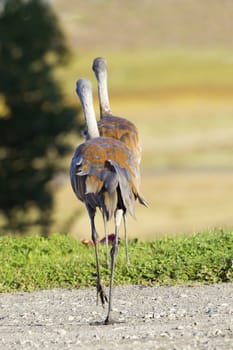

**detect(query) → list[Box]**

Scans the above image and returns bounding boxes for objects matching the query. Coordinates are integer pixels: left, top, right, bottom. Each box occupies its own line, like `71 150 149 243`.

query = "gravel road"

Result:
1 284 233 349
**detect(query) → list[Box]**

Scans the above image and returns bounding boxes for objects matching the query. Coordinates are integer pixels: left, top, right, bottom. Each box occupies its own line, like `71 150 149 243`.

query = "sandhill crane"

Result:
92 57 147 264
70 78 144 324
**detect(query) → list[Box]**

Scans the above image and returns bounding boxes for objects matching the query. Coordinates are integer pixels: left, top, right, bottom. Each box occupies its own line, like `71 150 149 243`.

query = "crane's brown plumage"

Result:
70 78 145 324
70 137 143 220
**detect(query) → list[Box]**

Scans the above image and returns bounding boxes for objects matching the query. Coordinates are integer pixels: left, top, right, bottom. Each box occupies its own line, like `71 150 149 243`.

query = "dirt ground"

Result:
0 284 233 349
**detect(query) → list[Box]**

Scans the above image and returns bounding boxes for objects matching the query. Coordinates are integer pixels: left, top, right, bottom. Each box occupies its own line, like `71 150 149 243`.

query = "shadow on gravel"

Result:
90 320 126 326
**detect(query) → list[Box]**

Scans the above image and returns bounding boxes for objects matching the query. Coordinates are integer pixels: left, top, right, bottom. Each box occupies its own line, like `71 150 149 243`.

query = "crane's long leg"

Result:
103 213 109 268
87 205 108 306
104 209 123 324
123 213 130 265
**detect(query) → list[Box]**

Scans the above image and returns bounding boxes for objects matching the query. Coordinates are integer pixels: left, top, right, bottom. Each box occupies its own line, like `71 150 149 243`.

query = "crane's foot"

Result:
104 316 124 325
104 315 113 325
97 282 108 306
90 316 124 326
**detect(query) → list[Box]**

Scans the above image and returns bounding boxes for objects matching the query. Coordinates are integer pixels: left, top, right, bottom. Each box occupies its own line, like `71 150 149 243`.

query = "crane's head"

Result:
76 78 92 98
92 57 107 75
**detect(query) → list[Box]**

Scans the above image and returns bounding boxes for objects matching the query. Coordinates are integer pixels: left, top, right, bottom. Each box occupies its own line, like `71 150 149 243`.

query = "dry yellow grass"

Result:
51 1 233 239
51 94 233 240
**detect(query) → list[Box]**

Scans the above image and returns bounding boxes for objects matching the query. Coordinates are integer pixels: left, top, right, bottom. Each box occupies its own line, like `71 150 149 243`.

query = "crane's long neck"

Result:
76 78 99 139
93 58 112 118
97 70 112 117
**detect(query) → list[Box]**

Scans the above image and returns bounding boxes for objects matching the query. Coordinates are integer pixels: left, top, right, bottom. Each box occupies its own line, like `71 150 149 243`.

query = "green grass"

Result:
0 229 232 293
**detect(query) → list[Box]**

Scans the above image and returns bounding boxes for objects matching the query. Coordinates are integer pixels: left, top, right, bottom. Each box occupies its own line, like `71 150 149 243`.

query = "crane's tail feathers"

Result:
138 193 149 207
105 160 135 218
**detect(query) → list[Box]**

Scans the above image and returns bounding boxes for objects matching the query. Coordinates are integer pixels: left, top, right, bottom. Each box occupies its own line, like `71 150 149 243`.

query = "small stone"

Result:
57 329 67 336
93 334 100 340
180 294 188 298
176 325 184 330
160 331 171 338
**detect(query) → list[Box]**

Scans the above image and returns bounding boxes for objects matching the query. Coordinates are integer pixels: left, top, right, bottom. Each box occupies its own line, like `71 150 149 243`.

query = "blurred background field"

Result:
1 0 233 240
49 0 233 240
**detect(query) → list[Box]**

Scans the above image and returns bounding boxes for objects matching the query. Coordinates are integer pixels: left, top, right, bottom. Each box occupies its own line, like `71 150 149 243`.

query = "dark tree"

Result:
0 0 80 234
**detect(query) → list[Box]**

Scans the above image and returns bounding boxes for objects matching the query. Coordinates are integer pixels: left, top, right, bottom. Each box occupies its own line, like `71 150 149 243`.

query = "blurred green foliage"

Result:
0 0 80 233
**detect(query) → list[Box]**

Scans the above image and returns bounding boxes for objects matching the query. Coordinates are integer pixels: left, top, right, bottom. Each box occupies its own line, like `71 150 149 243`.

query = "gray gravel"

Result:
0 284 233 349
